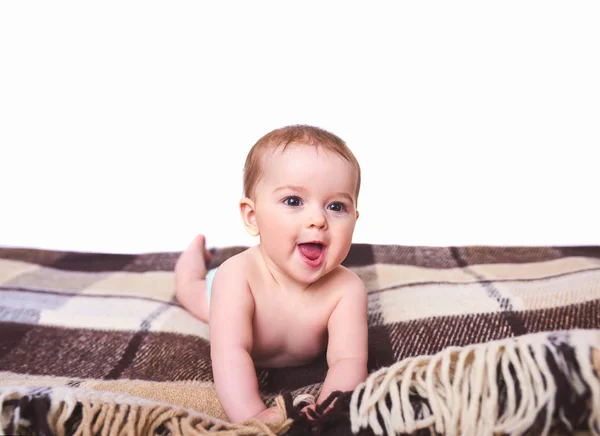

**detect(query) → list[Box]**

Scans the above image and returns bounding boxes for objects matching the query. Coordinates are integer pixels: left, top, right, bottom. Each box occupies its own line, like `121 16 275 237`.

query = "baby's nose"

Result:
306 210 327 228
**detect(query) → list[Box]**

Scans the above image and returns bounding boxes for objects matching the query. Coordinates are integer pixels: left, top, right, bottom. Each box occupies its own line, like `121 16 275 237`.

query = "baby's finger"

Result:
301 404 318 421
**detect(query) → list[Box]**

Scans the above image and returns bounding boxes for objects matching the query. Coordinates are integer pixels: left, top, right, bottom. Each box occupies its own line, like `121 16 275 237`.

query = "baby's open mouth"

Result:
298 243 324 261
298 242 325 268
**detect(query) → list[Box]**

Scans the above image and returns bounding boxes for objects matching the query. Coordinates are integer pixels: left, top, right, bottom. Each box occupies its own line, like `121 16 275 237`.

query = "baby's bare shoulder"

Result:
328 265 364 286
215 247 255 272
211 248 257 296
319 265 365 298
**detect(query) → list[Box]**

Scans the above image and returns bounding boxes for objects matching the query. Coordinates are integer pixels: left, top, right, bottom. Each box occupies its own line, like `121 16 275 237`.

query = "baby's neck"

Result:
254 245 316 293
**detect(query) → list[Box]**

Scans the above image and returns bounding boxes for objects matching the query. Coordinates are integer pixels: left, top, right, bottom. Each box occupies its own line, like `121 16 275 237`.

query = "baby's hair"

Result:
243 124 361 203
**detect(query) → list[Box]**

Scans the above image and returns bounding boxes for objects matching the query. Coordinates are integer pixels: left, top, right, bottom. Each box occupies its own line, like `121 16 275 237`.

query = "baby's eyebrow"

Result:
274 184 307 193
333 192 355 204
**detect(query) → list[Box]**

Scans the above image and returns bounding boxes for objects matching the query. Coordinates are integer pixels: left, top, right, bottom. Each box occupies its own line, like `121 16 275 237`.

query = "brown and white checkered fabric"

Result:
1 244 600 434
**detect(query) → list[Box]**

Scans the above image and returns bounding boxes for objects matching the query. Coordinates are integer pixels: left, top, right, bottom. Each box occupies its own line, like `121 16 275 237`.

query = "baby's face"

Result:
252 143 359 285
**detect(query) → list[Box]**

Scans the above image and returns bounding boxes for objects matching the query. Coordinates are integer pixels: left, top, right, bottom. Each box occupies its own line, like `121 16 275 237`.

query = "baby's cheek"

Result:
336 223 355 242
271 224 292 241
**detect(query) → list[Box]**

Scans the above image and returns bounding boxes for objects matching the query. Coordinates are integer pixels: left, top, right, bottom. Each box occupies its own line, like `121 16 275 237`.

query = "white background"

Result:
1 1 598 254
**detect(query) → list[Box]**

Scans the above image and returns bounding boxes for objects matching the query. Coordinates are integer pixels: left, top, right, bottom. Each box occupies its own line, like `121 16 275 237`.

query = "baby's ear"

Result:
239 197 259 237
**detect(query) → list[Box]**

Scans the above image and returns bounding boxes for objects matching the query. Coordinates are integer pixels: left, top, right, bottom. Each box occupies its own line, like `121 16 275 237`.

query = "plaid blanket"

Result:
1 244 600 435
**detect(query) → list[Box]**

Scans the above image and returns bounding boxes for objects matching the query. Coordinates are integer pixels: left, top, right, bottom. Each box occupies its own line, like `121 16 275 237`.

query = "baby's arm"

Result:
317 273 369 406
209 262 267 423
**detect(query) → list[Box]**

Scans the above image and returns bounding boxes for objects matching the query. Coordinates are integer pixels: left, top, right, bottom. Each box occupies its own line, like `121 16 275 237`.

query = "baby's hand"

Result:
300 397 337 420
300 404 317 421
252 406 281 423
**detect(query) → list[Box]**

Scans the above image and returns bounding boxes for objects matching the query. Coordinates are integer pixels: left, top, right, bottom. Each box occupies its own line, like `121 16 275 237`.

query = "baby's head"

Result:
243 125 361 203
239 124 361 284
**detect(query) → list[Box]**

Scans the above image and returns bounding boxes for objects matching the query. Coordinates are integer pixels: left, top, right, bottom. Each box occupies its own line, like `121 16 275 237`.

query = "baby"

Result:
174 125 368 424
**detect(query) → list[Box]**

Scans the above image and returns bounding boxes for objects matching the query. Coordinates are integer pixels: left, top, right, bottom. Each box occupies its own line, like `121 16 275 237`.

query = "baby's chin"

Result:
301 262 340 285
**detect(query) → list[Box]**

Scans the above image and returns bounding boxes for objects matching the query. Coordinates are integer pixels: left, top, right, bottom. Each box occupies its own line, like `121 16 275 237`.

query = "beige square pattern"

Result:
379 282 501 323
0 259 39 285
494 268 600 311
354 264 479 293
470 256 600 281
149 305 210 339
83 271 176 301
5 265 110 292
38 295 164 330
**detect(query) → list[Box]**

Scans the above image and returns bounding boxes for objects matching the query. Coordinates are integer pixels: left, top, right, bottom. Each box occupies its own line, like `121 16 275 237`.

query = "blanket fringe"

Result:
0 386 293 436
350 329 600 436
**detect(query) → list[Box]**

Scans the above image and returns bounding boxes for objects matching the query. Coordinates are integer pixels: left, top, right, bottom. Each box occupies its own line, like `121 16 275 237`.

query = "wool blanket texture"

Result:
1 244 599 435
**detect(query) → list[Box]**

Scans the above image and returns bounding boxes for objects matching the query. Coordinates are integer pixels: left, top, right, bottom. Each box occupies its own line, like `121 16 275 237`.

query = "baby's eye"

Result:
283 196 302 207
328 202 346 212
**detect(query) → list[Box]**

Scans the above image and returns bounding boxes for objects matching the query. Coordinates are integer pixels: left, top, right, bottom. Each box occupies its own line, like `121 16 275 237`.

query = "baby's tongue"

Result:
298 243 323 260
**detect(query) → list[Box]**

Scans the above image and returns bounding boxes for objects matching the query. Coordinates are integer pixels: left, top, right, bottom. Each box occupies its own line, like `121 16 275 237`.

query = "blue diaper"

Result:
206 268 218 304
